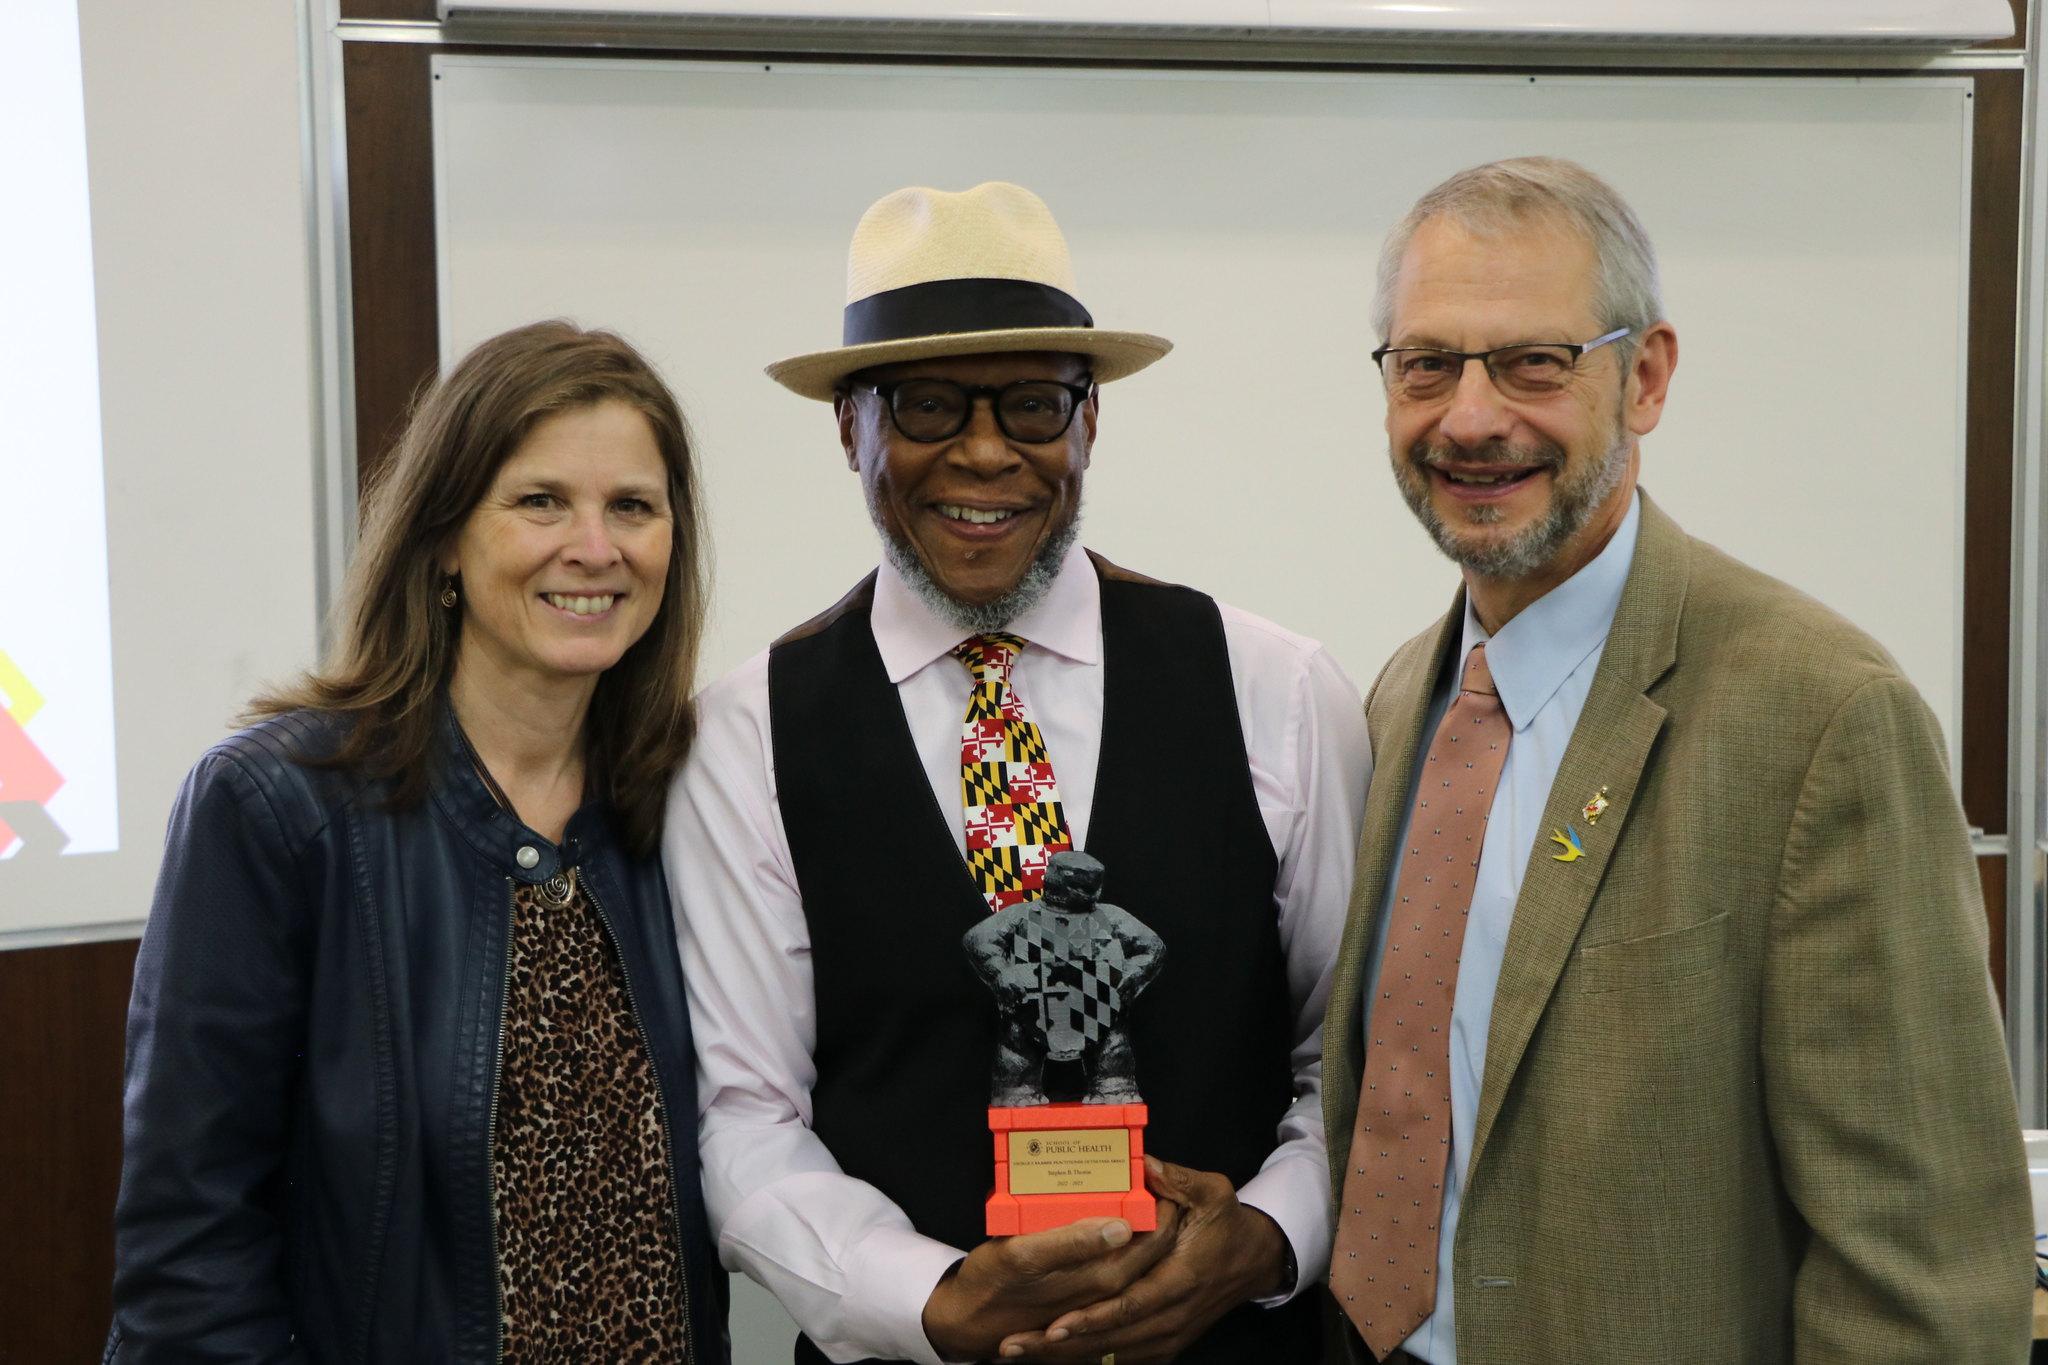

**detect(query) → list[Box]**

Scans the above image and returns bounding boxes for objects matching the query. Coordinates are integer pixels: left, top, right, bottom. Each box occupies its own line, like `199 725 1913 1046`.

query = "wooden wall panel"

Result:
1974 859 2007 1010
1990 0 2028 48
0 940 139 1361
344 42 440 492
1984 853 2010 1011
341 0 436 20
1964 71 2022 835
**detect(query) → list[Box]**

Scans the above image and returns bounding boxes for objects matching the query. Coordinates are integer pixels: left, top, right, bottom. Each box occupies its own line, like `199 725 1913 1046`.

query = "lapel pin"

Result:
1549 826 1585 863
1582 787 1610 825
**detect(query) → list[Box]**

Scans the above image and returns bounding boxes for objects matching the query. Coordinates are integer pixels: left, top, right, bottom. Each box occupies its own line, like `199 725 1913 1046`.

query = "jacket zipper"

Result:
583 872 695 1364
486 880 516 1365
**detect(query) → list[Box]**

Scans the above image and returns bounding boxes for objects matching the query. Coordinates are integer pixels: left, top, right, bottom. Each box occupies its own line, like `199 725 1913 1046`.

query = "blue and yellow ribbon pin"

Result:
1549 825 1585 862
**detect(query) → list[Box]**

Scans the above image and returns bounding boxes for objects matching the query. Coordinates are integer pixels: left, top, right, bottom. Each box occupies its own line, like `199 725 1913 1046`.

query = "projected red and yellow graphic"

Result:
0 650 65 855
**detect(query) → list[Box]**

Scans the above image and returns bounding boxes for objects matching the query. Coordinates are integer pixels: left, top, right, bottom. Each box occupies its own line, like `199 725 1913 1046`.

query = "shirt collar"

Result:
1458 490 1642 733
871 539 1102 684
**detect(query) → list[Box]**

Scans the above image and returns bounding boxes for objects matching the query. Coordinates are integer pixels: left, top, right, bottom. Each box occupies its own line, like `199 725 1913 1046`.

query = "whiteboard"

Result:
432 58 1972 771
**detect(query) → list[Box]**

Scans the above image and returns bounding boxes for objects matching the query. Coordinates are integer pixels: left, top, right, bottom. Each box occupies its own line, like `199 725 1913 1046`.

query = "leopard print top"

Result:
493 871 690 1363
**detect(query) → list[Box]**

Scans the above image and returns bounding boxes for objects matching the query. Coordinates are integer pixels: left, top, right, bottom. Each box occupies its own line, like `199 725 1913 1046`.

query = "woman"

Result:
108 321 727 1362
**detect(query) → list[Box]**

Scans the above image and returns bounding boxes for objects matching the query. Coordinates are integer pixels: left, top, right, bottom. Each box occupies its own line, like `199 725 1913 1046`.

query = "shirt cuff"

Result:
1237 1156 1334 1307
844 1224 970 1365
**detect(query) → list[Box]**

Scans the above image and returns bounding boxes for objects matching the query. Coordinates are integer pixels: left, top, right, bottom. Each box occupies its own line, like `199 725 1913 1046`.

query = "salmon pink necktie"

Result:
1331 643 1510 1358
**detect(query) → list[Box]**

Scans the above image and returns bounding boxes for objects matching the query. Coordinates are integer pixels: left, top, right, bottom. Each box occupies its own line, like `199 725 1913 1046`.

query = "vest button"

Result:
515 845 540 869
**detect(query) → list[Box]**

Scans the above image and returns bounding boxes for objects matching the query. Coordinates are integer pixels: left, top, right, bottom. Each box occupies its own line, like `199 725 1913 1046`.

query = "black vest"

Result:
769 556 1317 1363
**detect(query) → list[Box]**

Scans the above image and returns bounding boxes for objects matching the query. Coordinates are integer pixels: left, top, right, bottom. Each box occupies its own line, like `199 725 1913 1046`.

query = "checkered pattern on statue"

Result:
953 633 1073 913
1013 912 1122 1045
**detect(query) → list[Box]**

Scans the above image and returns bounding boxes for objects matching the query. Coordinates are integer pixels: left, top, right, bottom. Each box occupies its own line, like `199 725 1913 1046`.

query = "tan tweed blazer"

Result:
1324 492 2033 1362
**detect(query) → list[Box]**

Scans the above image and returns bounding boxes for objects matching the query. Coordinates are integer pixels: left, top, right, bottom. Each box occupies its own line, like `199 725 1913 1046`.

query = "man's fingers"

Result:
998 1295 1146 1357
999 1250 1205 1359
1151 1192 1185 1239
1039 1210 1175 1299
996 1291 1189 1364
1144 1154 1215 1212
1085 1197 1182 1284
934 1205 1207 1361
1001 1216 1132 1278
1146 1155 1232 1212
1041 1273 1172 1340
992 1167 1276 1361
998 1308 1178 1364
1062 1244 1209 1332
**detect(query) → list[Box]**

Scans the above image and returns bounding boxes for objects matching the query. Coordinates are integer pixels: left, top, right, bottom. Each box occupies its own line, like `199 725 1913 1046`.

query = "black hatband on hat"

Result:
842 277 1094 347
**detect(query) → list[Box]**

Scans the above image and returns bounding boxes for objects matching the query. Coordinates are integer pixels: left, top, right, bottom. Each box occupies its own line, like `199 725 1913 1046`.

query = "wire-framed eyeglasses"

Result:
1372 327 1632 403
850 376 1095 444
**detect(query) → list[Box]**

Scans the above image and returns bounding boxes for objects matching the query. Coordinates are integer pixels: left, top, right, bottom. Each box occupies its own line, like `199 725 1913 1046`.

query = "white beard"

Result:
872 500 1082 636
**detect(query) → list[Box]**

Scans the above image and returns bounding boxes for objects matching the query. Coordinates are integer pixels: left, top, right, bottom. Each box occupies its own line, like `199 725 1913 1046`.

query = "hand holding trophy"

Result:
963 850 1166 1234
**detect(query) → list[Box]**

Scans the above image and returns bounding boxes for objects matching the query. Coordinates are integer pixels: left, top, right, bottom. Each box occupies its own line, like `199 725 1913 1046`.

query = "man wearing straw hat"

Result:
667 182 1368 1363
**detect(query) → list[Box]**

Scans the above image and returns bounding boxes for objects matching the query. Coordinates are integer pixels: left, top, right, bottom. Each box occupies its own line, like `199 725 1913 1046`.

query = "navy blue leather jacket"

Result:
108 708 728 1362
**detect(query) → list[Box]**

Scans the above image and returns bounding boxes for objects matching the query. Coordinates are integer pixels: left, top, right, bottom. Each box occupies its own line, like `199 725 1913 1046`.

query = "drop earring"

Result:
439 577 459 609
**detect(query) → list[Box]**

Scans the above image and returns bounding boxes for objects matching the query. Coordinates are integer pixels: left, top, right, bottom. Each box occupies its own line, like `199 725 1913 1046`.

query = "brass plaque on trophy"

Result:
1005 1128 1132 1196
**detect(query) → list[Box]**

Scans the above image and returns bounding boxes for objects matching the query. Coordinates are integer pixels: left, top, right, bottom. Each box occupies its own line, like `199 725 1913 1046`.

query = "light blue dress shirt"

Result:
1361 493 1641 1364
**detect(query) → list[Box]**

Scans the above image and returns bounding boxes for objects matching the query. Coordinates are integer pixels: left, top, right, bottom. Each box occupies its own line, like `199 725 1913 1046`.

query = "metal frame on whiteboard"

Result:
301 0 357 653
305 10 2048 1112
2012 0 2048 1126
342 13 2028 68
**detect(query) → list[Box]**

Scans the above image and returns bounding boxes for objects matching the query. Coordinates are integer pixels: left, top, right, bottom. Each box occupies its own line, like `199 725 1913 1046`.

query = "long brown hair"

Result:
252 320 708 855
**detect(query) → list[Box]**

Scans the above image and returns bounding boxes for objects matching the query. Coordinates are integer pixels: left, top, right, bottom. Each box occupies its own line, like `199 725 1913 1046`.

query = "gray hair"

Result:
1372 157 1664 359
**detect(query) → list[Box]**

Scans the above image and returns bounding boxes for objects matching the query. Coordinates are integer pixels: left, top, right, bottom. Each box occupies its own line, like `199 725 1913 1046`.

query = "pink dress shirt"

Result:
664 542 1371 1363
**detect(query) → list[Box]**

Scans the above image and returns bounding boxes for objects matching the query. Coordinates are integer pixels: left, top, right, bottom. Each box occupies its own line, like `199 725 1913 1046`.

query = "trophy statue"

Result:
963 851 1165 1234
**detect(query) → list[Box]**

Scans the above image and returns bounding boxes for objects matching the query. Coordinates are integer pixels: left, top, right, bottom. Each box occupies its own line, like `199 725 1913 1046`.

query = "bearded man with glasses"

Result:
1323 156 2032 1364
665 181 1369 1365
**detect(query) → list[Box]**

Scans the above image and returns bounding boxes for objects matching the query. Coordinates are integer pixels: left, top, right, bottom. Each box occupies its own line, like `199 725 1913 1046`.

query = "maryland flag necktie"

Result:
953 634 1073 914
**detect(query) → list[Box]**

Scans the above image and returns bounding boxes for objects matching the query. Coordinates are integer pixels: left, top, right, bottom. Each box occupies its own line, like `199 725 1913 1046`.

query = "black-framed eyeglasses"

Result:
1371 327 1632 403
850 376 1095 444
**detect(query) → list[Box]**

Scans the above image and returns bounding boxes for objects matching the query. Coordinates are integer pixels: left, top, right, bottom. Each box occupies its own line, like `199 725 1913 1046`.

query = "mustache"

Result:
1409 437 1566 471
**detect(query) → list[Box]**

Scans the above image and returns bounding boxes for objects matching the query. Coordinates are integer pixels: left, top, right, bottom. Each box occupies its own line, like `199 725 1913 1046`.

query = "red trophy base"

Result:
985 1102 1155 1236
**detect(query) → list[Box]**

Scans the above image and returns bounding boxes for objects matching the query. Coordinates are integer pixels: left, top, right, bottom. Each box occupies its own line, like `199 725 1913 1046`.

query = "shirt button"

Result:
515 845 539 869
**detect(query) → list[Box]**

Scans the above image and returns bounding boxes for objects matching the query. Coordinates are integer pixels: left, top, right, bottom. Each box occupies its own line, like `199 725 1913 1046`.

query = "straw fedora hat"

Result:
766 181 1172 401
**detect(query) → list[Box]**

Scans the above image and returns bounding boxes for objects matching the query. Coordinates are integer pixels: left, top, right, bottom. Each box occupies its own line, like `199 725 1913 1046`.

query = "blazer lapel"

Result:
1467 492 1689 1173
